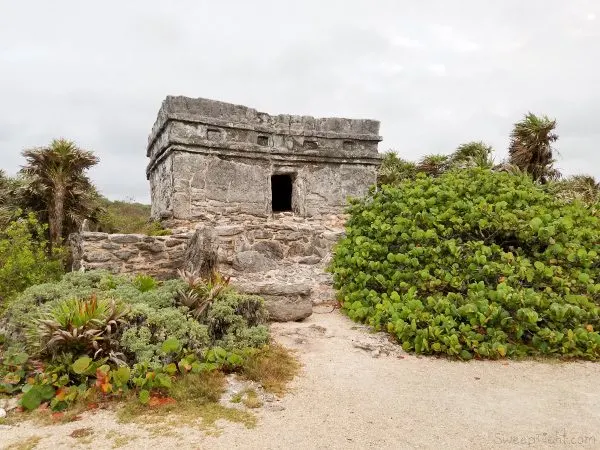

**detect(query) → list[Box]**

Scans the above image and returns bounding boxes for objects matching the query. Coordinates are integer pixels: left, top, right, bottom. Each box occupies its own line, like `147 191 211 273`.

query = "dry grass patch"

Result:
70 427 94 444
241 389 263 409
5 436 42 450
241 344 300 395
105 430 138 449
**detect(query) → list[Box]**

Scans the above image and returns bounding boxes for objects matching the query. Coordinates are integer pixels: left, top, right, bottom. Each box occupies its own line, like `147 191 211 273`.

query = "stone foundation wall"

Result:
70 215 344 314
70 232 191 279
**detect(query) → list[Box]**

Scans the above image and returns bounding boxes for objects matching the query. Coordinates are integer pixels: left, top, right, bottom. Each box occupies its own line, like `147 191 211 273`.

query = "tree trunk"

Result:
49 182 65 248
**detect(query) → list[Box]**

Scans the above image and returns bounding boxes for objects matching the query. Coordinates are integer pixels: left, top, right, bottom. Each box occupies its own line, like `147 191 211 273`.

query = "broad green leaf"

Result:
21 388 42 410
113 366 131 385
529 217 543 232
139 389 150 404
72 356 92 375
161 337 182 354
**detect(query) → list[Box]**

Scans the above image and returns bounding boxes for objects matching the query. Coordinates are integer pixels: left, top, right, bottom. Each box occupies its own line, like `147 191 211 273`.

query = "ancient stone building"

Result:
146 96 381 222
72 97 382 321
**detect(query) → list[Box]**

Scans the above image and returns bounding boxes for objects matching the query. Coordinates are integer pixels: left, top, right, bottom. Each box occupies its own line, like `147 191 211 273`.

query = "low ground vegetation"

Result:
0 270 295 421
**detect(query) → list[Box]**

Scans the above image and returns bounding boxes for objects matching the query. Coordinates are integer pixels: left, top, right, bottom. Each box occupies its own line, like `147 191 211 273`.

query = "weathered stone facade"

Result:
72 97 382 321
147 96 381 222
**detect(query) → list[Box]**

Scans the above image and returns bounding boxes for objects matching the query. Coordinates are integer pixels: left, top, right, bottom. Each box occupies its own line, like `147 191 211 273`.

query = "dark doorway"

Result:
271 174 293 212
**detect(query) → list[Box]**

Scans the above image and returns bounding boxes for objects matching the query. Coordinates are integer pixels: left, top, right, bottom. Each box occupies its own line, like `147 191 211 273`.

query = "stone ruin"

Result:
71 96 382 321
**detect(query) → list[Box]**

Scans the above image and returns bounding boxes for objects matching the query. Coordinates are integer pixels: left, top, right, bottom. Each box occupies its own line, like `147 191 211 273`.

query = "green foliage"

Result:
19 138 101 246
120 303 211 365
4 270 269 366
0 349 31 394
31 294 127 361
331 169 600 360
133 274 157 293
205 292 269 350
21 384 56 410
547 175 600 208
377 152 418 186
416 154 451 177
94 198 170 235
0 269 271 412
176 269 231 319
450 141 494 169
0 213 64 309
0 170 22 228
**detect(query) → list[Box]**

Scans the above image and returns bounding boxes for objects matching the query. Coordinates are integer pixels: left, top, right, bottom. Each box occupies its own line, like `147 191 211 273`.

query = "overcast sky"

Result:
1 1 598 203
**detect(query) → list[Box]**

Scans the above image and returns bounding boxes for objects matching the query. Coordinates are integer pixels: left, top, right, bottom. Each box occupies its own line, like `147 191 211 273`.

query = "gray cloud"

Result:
1 0 598 202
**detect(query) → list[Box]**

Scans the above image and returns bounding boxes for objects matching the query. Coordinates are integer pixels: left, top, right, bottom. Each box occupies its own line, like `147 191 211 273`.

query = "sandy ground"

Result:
2 308 599 449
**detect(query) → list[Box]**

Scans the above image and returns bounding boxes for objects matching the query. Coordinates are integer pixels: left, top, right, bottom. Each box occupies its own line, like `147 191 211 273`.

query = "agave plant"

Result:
33 294 127 361
177 269 230 319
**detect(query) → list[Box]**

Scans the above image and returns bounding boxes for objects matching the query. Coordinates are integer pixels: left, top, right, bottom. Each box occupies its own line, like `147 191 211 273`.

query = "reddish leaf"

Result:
55 388 68 401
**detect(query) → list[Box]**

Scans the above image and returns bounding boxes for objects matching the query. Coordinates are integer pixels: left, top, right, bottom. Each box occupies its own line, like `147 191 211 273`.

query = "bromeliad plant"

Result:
177 269 231 319
31 294 127 363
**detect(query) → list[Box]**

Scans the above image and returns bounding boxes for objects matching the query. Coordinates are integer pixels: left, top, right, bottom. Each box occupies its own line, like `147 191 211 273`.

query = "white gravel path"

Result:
2 309 599 449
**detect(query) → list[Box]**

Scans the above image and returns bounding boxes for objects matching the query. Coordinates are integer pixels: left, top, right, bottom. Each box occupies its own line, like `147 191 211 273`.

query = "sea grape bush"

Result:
331 169 600 360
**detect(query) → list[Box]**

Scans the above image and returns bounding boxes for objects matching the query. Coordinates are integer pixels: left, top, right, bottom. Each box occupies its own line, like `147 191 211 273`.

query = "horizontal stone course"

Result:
70 232 189 280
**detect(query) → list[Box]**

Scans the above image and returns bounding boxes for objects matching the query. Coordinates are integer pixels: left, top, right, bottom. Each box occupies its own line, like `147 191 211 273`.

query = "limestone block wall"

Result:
155 152 377 222
70 232 191 279
70 216 344 305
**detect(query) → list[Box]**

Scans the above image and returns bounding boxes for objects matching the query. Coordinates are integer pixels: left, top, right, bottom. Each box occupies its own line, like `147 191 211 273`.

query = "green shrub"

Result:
120 303 211 365
94 198 170 235
4 270 269 365
1 270 271 411
205 292 269 349
3 271 127 341
0 213 64 309
176 269 231 319
331 169 600 360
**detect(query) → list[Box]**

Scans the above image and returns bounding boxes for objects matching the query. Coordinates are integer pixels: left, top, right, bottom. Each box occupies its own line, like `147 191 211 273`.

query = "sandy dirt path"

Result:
2 309 599 449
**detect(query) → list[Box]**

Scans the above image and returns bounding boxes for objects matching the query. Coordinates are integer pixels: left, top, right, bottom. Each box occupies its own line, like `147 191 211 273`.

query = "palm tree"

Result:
377 151 418 186
450 141 494 169
416 154 451 177
20 139 100 247
549 175 600 205
508 113 560 183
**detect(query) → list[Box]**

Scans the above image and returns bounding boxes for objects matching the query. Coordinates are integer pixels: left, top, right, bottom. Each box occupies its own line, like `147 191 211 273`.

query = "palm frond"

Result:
508 113 560 183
